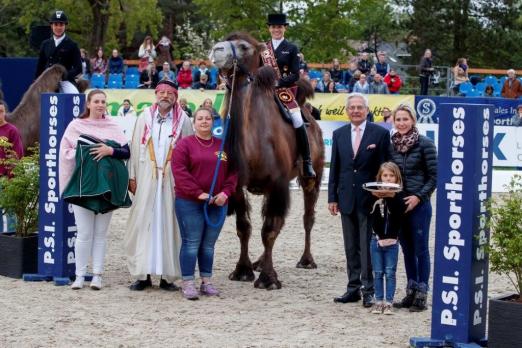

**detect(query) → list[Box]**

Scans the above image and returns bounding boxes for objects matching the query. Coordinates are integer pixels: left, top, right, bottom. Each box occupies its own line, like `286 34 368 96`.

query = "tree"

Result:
0 0 162 57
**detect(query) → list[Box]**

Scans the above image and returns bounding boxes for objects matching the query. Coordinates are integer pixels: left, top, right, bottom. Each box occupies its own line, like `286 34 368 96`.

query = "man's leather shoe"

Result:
362 293 374 308
129 275 152 291
334 291 361 303
159 278 180 291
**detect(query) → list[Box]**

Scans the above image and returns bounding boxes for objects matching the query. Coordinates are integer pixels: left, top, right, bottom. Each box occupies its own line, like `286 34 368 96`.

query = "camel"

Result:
209 33 325 289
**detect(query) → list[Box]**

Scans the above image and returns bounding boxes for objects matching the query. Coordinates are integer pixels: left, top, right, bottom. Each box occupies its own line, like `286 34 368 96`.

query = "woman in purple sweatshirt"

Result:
0 100 23 233
172 107 238 300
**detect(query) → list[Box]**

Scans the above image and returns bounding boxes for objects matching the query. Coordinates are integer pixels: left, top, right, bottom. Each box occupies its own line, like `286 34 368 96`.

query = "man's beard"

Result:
158 100 172 110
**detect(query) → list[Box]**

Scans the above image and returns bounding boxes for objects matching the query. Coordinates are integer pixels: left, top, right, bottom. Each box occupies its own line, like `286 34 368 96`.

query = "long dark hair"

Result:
79 89 106 119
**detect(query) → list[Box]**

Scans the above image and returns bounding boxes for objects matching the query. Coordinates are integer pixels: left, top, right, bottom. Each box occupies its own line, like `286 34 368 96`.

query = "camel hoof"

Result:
254 272 282 290
228 265 255 282
296 260 317 269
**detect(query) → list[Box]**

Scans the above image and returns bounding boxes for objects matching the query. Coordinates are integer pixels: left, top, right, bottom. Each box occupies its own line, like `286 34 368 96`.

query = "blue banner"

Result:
415 96 519 126
38 94 84 279
429 99 493 345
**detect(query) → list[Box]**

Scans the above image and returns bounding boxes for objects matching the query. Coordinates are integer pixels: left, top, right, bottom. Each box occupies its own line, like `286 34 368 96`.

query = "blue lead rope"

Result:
203 113 231 228
204 44 238 228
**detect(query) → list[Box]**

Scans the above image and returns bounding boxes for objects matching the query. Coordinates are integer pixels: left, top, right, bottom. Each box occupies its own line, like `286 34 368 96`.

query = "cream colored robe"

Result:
125 105 193 282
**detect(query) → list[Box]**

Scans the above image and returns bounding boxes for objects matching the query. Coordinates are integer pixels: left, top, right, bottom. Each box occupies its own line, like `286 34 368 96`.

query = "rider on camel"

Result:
265 13 316 178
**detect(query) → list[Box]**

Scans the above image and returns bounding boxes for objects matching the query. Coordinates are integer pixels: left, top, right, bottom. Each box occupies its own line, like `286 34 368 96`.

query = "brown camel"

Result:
6 64 88 150
210 33 325 290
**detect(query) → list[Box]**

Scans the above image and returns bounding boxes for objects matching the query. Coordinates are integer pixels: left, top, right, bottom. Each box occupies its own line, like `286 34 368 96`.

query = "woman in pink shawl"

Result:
59 89 129 290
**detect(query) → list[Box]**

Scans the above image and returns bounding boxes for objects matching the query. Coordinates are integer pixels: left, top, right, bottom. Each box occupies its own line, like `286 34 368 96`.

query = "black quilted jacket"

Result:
388 134 437 203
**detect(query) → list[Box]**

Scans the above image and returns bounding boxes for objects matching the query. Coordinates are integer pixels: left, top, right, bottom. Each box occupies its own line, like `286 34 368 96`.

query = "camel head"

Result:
209 32 265 74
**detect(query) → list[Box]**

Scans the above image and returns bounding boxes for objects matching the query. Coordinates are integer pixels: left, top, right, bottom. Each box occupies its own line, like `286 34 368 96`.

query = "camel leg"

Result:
228 189 255 282
296 174 321 269
254 182 289 290
254 215 284 290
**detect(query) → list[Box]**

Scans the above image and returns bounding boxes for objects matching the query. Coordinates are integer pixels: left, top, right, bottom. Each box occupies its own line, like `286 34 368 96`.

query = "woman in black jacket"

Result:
388 104 437 312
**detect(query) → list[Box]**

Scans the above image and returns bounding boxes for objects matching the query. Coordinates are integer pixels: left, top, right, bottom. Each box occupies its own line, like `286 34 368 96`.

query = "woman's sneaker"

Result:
383 302 394 315
90 275 102 290
182 281 199 300
71 276 84 290
200 283 220 296
371 302 384 314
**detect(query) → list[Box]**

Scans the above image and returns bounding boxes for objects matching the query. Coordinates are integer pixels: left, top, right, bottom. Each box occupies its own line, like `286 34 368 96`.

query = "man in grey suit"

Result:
328 93 390 307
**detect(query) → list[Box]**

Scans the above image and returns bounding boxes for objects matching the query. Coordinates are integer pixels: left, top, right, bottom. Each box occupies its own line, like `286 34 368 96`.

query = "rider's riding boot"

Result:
295 125 316 178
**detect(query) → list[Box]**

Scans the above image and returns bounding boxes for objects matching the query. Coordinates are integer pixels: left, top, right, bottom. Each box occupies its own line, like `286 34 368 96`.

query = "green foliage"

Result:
0 141 39 237
486 174 522 296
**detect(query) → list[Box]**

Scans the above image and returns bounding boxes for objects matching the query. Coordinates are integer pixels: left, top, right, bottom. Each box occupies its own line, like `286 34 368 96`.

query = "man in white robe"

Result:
125 80 193 291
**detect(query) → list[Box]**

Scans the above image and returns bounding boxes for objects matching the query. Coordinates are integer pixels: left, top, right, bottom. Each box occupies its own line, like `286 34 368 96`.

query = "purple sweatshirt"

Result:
172 135 238 201
0 123 24 177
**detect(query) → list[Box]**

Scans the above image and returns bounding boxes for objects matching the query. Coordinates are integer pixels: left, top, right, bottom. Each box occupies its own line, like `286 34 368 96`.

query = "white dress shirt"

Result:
272 38 284 51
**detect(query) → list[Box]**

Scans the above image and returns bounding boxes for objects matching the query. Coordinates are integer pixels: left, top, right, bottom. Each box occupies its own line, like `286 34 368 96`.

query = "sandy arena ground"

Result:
0 191 512 347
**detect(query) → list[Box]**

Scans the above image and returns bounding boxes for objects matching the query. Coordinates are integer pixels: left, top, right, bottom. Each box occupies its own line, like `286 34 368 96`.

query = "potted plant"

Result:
486 174 522 348
0 140 39 278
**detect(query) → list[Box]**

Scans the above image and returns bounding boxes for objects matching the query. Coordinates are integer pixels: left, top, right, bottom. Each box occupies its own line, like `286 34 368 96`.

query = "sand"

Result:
0 191 512 347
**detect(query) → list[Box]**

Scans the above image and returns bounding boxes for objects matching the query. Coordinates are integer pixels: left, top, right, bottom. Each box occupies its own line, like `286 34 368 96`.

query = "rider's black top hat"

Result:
49 10 68 24
267 13 288 26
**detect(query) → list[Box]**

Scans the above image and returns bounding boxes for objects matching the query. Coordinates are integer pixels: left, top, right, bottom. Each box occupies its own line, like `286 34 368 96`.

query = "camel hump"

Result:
253 66 277 91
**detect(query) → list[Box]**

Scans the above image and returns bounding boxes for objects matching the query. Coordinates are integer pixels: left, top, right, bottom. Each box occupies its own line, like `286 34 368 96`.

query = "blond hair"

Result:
392 104 417 126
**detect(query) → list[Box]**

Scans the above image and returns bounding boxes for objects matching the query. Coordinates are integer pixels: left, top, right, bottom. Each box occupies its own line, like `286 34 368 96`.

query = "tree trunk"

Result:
88 0 111 51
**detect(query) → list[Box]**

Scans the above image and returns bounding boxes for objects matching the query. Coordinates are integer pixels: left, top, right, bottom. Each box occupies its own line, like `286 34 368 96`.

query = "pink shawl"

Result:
59 117 128 194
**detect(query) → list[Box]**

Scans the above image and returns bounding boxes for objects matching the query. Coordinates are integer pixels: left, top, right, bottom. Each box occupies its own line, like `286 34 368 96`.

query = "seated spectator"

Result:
193 73 213 90
329 58 345 83
177 60 193 89
304 102 321 120
326 81 338 93
353 73 370 94
384 68 402 94
91 47 107 75
193 61 210 83
80 48 91 80
451 58 469 95
138 36 156 72
347 69 361 92
375 51 390 77
310 78 321 93
180 98 192 118
117 99 136 117
370 73 389 94
156 36 173 67
501 69 522 99
108 49 124 75
343 61 357 86
357 52 372 75
484 85 494 97
511 104 522 126
139 63 159 89
318 71 334 92
158 62 176 82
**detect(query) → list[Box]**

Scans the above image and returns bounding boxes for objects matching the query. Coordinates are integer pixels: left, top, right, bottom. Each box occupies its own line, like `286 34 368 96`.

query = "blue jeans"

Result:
399 200 432 293
370 237 399 302
175 198 226 281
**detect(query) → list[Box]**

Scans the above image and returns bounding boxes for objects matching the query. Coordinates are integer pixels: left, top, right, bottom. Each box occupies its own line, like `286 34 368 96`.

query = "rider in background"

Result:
35 10 82 94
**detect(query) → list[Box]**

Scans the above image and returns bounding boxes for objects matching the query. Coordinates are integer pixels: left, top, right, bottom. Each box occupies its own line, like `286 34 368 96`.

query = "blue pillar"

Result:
24 93 84 285
411 99 493 347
